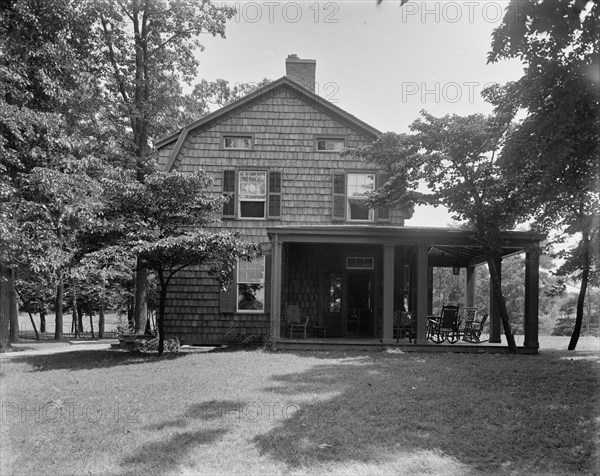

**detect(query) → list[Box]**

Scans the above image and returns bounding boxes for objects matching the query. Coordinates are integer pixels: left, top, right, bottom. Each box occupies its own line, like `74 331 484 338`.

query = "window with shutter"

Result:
332 173 346 221
222 170 236 218
237 256 265 313
347 173 375 221
268 172 281 219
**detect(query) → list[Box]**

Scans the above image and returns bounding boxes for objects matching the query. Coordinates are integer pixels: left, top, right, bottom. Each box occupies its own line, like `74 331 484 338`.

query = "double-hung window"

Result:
332 172 390 222
347 173 375 221
239 170 267 219
237 257 265 312
222 170 281 220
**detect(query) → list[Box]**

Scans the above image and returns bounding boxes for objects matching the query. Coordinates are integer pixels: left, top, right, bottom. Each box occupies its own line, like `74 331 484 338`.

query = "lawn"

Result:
0 337 598 475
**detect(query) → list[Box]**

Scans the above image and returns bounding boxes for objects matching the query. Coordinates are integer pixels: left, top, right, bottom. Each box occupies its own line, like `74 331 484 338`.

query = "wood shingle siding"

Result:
157 78 410 345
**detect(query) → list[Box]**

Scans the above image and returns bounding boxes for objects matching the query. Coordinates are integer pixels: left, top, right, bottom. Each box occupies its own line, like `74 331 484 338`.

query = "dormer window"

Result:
316 138 344 152
224 135 252 150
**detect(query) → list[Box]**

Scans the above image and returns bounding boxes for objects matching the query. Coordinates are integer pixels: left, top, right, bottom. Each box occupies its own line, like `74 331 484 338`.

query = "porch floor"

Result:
275 335 538 354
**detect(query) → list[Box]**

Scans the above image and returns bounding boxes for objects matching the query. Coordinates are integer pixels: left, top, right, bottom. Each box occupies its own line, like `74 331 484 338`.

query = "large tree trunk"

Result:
89 313 95 339
54 277 64 340
133 265 148 333
157 270 168 356
8 268 19 343
486 254 518 354
98 302 105 339
568 230 591 350
0 264 12 351
40 310 46 333
77 304 84 333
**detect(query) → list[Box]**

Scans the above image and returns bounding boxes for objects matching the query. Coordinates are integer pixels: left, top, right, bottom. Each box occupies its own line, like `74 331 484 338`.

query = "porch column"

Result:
382 244 395 343
524 245 540 349
416 243 429 344
465 266 475 307
427 266 433 314
270 236 282 346
489 257 502 343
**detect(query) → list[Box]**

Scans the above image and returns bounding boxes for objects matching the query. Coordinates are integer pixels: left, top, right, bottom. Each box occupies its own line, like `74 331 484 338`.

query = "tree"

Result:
1 0 101 346
101 170 260 354
93 0 237 333
347 112 524 353
487 0 600 349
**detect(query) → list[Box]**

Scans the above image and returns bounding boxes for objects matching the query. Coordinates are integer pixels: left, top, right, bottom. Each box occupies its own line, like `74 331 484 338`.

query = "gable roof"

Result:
156 76 382 172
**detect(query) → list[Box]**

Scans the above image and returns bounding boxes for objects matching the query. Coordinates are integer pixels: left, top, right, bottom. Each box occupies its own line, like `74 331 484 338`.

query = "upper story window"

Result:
316 138 344 152
222 170 281 220
224 135 252 150
332 172 390 223
239 170 266 218
347 173 375 221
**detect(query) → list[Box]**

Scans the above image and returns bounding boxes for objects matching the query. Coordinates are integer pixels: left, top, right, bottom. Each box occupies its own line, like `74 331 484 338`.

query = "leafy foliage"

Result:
488 0 599 349
347 111 524 352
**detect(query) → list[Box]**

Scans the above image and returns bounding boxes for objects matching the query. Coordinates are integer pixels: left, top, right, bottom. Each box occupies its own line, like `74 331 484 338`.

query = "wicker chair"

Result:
286 305 310 339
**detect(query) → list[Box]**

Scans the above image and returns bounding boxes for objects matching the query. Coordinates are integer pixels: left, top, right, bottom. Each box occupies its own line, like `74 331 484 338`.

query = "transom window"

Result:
347 173 375 221
346 257 375 270
224 135 252 149
237 257 265 312
316 138 344 152
239 170 267 218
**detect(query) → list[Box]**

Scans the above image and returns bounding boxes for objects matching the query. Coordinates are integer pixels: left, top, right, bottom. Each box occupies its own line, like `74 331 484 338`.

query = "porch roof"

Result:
266 225 544 267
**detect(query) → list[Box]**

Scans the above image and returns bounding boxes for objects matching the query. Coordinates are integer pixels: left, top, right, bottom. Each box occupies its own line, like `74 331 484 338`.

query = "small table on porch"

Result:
311 325 327 338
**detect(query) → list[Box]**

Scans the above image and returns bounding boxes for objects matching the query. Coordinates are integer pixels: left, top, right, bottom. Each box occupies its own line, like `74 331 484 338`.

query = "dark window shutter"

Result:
263 254 271 314
268 171 281 219
332 173 346 221
376 173 391 222
222 170 236 218
219 268 236 313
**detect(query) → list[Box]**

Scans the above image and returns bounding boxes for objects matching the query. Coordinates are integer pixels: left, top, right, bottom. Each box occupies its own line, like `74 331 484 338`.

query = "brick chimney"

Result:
285 54 316 92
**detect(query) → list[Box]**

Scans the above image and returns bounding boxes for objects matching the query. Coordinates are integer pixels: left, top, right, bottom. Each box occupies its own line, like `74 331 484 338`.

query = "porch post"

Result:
270 236 282 346
382 244 395 343
427 266 433 314
489 257 502 343
416 242 429 344
465 266 475 307
524 245 540 349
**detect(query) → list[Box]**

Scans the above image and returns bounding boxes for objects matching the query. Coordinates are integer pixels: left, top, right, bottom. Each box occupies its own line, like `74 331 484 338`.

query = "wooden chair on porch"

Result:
462 312 489 343
286 305 310 339
459 307 477 338
427 304 460 344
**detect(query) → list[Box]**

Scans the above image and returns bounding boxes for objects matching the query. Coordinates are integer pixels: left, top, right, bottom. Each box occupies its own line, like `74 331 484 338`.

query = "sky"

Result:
193 0 526 226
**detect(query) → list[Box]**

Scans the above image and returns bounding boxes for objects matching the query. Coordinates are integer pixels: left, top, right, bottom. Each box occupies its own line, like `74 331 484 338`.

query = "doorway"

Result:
345 271 373 337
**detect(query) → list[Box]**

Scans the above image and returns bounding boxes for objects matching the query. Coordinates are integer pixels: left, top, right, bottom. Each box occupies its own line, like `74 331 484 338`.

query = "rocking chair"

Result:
462 312 489 343
427 304 460 344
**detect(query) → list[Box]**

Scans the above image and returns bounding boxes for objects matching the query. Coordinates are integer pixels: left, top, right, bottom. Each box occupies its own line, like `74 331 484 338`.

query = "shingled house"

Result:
156 55 543 352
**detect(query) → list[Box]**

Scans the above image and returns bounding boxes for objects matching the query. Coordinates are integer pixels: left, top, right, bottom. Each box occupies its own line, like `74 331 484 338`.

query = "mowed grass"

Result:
0 337 598 476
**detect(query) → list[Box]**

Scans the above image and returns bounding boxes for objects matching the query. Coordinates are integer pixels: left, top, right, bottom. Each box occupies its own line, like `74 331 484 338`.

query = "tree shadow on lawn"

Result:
121 400 244 474
253 351 599 474
5 349 187 372
146 400 247 431
119 428 228 475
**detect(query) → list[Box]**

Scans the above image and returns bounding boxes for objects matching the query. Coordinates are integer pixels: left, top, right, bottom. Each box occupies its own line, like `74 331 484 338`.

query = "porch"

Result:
267 225 543 353
276 336 539 354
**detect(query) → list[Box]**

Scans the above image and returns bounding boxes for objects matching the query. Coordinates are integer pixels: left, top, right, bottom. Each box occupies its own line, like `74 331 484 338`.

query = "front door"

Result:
345 271 373 337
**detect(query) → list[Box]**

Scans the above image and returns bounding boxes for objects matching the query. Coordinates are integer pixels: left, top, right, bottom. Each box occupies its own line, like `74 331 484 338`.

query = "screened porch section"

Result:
267 226 543 352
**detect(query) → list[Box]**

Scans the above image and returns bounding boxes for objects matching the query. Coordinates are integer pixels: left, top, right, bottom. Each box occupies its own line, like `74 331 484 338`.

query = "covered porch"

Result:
267 226 543 353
